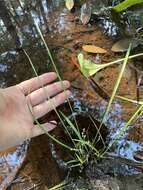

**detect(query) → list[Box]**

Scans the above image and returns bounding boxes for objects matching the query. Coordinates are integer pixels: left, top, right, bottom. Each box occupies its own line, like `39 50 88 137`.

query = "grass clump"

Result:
24 22 143 172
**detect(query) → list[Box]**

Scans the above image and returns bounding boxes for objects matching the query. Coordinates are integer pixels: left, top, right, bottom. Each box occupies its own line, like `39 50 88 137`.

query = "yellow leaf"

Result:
65 0 74 11
82 45 107 54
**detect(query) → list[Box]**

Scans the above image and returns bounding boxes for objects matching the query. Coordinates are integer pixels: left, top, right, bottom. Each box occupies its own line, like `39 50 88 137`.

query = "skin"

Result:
0 72 71 151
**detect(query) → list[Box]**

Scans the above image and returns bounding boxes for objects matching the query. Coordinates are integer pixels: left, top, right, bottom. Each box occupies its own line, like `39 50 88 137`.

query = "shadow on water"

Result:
1 0 143 189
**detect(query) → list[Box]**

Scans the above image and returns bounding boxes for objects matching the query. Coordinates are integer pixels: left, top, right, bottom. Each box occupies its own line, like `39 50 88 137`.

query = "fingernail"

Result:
49 120 57 125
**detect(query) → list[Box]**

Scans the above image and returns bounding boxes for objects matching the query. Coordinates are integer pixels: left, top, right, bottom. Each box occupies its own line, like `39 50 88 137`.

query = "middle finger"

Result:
26 80 70 106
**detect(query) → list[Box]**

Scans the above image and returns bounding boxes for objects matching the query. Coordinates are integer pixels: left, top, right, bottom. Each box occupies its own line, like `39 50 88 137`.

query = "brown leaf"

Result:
65 0 74 11
82 45 107 54
111 38 139 52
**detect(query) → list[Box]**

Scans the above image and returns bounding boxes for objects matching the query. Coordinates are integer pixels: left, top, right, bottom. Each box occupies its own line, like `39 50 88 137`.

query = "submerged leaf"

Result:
82 45 107 54
78 53 92 77
78 51 143 77
112 0 143 12
65 0 74 11
80 3 92 25
77 53 114 77
111 38 139 52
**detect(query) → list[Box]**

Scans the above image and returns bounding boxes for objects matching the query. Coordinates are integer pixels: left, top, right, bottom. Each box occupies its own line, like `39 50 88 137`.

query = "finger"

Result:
30 121 57 138
27 80 70 106
33 90 71 119
17 72 57 95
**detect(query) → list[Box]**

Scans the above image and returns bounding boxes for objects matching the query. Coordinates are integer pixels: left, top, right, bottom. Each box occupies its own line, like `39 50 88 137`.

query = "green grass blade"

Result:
35 22 60 79
60 112 82 141
102 44 131 123
23 49 73 132
23 50 80 152
47 181 67 190
88 115 105 150
73 139 99 155
35 22 80 135
116 95 143 105
33 113 76 151
101 104 143 157
93 44 131 148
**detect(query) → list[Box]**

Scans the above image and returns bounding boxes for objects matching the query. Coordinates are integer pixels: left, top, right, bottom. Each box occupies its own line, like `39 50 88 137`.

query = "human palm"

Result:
0 72 71 151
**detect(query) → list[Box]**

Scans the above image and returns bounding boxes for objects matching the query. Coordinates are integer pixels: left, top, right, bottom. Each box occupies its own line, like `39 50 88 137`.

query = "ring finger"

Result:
32 90 71 119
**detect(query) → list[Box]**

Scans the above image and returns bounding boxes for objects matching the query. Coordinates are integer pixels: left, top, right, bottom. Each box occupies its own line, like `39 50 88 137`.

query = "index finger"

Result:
17 72 57 95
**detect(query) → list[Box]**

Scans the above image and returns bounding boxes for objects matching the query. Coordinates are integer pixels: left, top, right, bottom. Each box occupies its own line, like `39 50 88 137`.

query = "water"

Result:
0 0 143 189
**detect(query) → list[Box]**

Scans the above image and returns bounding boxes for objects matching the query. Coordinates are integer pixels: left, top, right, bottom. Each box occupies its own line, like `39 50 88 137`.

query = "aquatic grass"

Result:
60 112 83 141
35 22 143 164
34 23 61 81
87 44 131 150
77 50 143 149
34 23 104 166
88 115 105 156
23 49 65 123
78 44 143 151
24 27 97 168
116 95 143 105
116 95 143 120
45 181 67 190
24 22 143 170
101 103 143 157
23 49 79 152
29 106 76 152
35 22 81 139
101 44 131 124
60 112 99 166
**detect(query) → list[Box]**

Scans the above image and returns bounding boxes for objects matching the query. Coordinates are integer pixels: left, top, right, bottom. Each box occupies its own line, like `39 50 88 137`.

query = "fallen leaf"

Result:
111 38 139 52
65 0 74 11
80 3 92 25
82 45 107 54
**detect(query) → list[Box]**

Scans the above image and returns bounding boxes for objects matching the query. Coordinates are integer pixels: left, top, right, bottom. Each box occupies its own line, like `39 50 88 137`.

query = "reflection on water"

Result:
0 140 29 189
89 99 143 163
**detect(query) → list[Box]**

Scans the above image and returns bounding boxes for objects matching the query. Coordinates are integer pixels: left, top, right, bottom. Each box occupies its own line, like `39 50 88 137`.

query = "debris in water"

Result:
82 45 107 54
111 38 140 52
65 0 74 11
80 3 92 25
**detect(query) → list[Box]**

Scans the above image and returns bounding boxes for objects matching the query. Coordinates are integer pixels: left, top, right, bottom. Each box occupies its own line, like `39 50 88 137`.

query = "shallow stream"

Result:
1 1 143 189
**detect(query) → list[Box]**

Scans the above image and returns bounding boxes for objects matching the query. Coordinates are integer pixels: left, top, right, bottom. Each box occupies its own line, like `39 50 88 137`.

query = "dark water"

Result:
1 0 143 189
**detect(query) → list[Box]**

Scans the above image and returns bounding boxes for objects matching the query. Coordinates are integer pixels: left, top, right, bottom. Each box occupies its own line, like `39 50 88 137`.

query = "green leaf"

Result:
77 53 93 77
112 0 143 12
77 53 116 77
77 52 143 77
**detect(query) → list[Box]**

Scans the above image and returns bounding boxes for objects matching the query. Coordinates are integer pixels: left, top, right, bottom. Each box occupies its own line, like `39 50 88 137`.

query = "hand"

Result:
0 72 71 151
